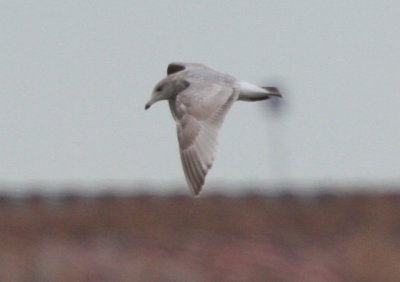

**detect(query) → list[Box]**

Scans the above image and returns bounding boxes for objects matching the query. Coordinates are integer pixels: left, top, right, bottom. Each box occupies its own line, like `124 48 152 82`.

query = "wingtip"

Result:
167 63 186 75
262 87 282 97
189 183 202 197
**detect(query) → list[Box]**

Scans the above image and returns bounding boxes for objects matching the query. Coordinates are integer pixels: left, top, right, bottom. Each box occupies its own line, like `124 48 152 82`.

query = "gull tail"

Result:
238 81 282 101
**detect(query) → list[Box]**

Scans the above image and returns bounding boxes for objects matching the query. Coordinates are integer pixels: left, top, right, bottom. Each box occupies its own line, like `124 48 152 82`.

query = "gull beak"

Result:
145 95 162 110
145 97 155 110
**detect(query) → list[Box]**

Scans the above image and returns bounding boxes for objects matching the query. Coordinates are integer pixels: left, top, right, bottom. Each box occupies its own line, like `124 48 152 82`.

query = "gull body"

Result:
146 62 281 195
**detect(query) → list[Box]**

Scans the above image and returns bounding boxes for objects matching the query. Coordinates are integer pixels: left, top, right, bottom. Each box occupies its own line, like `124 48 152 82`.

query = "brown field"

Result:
0 191 400 281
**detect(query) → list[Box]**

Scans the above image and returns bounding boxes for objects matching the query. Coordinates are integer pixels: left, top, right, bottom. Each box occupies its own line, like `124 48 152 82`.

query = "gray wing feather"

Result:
171 82 238 195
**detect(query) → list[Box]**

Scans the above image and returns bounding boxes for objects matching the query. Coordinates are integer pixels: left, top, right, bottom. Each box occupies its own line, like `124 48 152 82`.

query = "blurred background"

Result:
1 1 400 281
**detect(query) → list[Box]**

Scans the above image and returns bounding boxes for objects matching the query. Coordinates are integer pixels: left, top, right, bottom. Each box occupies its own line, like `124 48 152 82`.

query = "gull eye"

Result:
156 86 163 92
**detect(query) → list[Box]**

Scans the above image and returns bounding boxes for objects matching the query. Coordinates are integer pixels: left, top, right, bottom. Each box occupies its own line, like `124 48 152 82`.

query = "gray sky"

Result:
1 1 399 193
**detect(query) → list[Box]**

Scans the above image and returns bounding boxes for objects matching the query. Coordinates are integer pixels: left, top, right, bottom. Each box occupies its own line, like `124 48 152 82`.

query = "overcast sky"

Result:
1 1 399 194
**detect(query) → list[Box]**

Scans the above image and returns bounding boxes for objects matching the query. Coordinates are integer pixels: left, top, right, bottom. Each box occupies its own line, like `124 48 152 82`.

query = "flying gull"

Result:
145 62 282 195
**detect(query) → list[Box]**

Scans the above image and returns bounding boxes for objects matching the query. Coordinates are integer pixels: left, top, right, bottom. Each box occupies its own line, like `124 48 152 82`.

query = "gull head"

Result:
145 76 189 110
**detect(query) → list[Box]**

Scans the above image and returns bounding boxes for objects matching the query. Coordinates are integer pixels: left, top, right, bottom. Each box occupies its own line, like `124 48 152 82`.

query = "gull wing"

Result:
167 63 186 75
169 82 238 195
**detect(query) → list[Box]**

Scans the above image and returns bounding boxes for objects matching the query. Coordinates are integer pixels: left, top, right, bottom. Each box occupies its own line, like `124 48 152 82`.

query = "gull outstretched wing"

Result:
169 82 238 195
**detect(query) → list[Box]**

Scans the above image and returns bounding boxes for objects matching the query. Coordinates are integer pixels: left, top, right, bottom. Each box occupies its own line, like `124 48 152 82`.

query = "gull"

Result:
145 62 282 195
